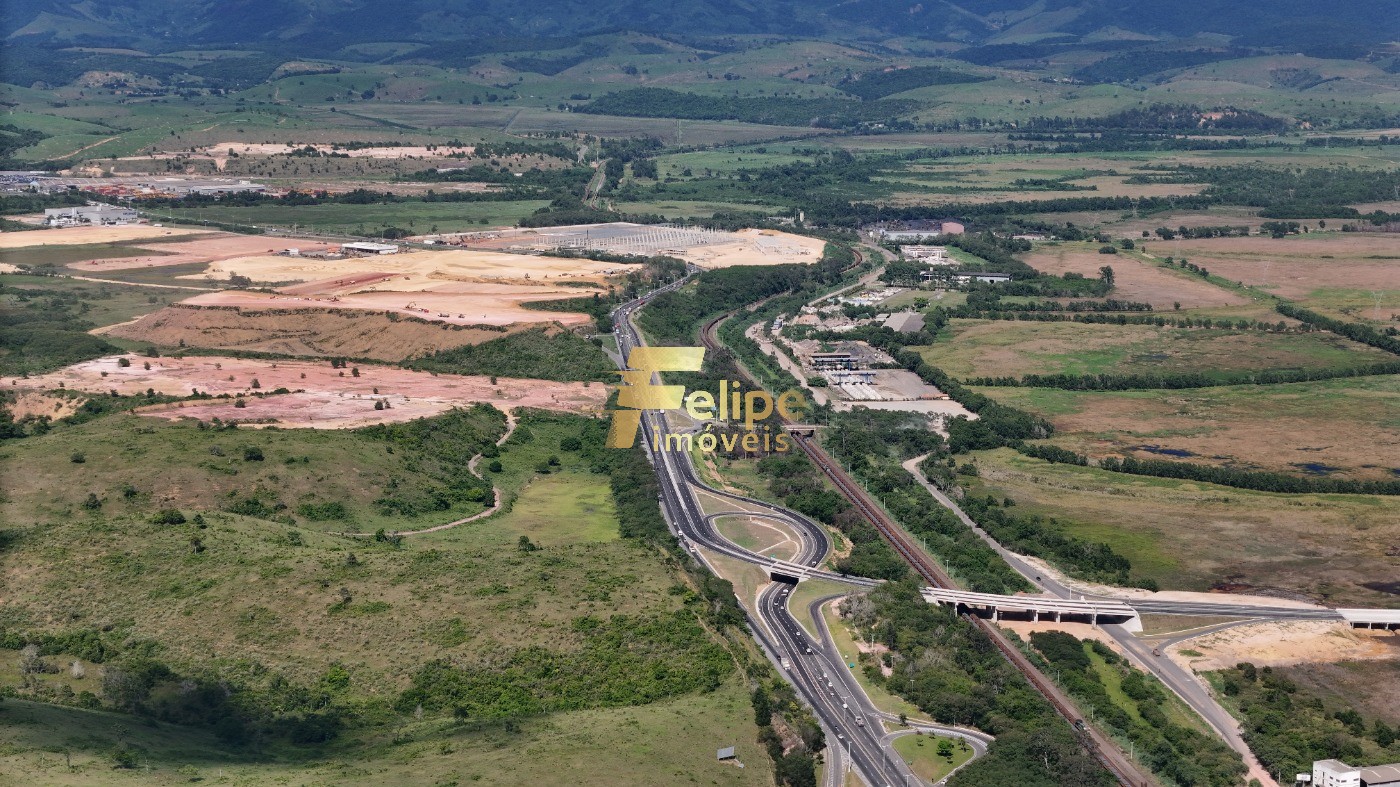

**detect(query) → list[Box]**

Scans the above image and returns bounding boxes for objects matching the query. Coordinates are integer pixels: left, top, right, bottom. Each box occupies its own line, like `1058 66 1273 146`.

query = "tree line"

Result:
967 361 1400 391
1025 631 1246 786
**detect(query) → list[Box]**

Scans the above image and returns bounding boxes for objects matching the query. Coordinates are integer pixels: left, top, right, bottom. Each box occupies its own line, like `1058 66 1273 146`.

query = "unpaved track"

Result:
336 412 518 537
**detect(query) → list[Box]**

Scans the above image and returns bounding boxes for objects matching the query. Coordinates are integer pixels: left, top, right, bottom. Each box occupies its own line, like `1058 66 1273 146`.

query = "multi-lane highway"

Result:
612 278 979 787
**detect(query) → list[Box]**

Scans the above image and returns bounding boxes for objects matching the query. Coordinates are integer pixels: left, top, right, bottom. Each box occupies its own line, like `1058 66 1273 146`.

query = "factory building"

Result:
43 205 138 226
1312 759 1400 787
341 242 400 255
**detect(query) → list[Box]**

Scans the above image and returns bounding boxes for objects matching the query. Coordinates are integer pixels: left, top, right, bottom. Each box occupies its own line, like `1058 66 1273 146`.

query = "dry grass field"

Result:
104 304 521 360
964 448 1400 607
0 225 213 248
1024 243 1248 309
918 319 1392 380
1156 233 1400 325
3 353 607 428
978 375 1400 481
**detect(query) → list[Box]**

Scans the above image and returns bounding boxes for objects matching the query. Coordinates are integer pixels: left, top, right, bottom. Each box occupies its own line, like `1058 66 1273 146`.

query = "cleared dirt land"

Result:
980 375 1400 481
457 223 824 268
2 353 607 428
917 319 1393 380
1172 621 1400 673
1024 243 1247 309
0 224 213 248
966 448 1400 607
63 232 333 271
1157 233 1400 324
105 304 525 360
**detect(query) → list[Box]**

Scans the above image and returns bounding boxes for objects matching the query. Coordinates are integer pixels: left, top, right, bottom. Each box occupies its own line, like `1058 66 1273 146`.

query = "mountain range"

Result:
5 0 1397 60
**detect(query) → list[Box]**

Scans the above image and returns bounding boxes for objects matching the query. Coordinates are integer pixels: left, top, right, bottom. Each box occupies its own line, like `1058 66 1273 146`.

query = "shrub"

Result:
150 508 187 525
242 446 264 461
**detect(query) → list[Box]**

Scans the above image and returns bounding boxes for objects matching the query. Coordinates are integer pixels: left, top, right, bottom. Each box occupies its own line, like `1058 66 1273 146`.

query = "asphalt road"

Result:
612 280 974 787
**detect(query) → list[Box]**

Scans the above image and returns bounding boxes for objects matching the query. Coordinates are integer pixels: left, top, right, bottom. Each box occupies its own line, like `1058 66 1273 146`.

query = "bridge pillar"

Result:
1054 611 1061 623
1091 611 1098 628
992 607 999 622
1032 609 1039 622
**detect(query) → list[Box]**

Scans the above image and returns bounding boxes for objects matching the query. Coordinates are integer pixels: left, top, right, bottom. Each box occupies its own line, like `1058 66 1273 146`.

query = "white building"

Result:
950 272 1012 284
43 205 138 226
1313 759 1400 787
341 242 400 255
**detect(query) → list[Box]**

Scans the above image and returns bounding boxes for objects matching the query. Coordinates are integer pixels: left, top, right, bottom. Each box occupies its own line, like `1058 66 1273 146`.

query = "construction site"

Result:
423 222 823 267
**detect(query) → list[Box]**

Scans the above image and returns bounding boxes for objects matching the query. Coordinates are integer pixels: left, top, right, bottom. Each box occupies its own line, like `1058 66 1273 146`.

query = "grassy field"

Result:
916 319 1393 381
0 678 770 786
1 274 180 328
977 374 1400 481
0 411 501 535
963 448 1400 606
0 408 769 782
490 472 619 545
893 733 974 783
161 200 551 233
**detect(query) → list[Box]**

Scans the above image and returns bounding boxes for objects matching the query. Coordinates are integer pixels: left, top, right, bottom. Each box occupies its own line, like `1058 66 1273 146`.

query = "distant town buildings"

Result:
43 205 138 226
4 174 268 200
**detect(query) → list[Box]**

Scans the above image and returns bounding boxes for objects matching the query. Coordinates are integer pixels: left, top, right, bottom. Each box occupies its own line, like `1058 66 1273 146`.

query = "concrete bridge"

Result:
1338 609 1400 630
921 588 1141 631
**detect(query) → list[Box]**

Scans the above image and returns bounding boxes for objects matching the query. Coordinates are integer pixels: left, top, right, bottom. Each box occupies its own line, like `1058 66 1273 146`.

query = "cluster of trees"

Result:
408 326 617 382
1026 631 1246 786
1099 455 1400 496
1277 302 1400 356
1150 225 1250 240
960 497 1147 588
640 248 849 346
355 405 507 517
756 453 909 580
1 624 346 745
502 45 604 75
397 609 732 720
949 294 1154 316
1014 444 1400 495
823 409 1031 593
579 87 922 128
0 282 121 376
1146 165 1400 219
967 361 1400 391
846 581 1116 786
1219 662 1400 778
836 65 988 99
1010 104 1287 134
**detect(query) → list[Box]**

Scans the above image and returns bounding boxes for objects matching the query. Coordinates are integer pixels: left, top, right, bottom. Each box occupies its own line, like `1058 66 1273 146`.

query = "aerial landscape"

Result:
1 2 1398 785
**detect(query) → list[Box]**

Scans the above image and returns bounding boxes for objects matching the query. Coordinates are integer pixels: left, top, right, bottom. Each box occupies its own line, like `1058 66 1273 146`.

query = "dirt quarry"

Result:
104 304 527 361
2 354 608 429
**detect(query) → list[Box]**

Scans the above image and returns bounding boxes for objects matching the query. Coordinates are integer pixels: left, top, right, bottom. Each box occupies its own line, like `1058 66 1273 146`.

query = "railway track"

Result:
692 270 1149 785
791 433 1150 787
